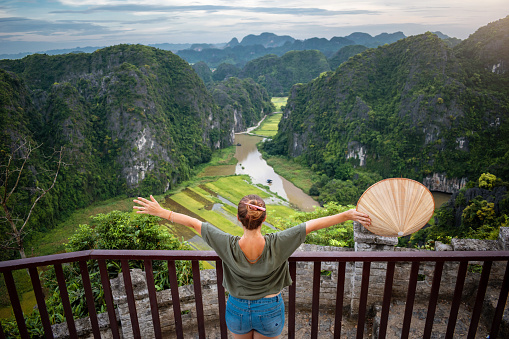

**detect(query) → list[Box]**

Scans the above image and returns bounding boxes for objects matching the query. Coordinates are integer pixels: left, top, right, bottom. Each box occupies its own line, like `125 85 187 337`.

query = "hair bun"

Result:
246 201 264 220
238 194 266 230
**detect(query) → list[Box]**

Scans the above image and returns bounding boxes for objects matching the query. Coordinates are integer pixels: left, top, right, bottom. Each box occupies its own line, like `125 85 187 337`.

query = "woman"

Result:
133 194 370 338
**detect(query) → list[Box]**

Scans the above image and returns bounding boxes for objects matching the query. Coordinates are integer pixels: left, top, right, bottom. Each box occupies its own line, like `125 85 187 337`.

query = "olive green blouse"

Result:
201 222 307 300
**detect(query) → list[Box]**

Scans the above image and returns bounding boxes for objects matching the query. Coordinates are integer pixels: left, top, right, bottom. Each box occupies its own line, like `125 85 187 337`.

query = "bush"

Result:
1 211 194 337
478 172 497 190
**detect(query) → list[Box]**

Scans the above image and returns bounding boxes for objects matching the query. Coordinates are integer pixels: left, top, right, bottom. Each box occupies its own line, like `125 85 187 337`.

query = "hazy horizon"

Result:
1 1 508 55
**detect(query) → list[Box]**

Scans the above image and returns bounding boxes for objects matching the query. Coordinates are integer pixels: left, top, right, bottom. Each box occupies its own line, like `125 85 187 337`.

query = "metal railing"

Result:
1 250 508 339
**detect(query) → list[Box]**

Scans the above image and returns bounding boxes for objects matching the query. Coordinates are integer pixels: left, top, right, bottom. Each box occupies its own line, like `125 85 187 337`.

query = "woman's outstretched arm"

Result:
133 195 202 235
305 209 370 235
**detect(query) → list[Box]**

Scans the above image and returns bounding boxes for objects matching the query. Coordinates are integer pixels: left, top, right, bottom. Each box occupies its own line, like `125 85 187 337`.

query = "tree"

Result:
0 139 63 259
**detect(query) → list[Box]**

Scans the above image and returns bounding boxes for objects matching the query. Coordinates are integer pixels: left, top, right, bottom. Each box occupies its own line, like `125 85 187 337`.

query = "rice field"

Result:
271 97 288 111
251 113 282 137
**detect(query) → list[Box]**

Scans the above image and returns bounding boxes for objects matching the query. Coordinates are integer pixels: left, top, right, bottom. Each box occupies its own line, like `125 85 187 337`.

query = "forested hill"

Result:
238 50 331 97
192 48 364 97
263 17 509 189
0 44 272 256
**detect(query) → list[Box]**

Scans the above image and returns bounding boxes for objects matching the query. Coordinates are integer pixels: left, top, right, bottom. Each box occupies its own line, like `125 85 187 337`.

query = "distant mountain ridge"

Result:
0 31 452 62
176 31 415 67
240 32 295 47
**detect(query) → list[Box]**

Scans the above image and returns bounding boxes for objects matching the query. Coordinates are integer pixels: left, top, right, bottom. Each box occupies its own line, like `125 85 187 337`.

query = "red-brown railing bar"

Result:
167 260 184 339
423 261 444 339
288 261 297 339
28 267 54 339
143 260 162 339
0 250 92 272
54 263 78 338
467 260 493 339
192 260 206 338
97 259 121 339
3 270 29 339
215 260 228 339
401 261 420 339
378 261 396 339
289 251 509 262
445 260 468 338
79 260 101 338
333 262 346 339
356 262 371 339
121 259 141 338
2 250 508 272
311 261 322 338
490 260 509 338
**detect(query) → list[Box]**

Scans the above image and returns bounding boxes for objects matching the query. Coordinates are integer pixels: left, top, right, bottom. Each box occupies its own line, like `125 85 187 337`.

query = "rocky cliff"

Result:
0 44 271 201
263 17 509 192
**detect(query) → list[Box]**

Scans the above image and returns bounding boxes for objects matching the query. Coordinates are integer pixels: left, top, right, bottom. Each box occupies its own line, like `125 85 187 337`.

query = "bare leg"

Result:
232 330 254 339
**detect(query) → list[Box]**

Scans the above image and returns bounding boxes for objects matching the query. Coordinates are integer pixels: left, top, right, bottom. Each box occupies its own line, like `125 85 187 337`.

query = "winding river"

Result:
234 134 319 211
197 133 319 211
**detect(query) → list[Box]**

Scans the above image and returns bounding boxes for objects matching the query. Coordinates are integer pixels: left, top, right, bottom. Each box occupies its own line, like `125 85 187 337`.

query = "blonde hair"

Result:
237 194 266 230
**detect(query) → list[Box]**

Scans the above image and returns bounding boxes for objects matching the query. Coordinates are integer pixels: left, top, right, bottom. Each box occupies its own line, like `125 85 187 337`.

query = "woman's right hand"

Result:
133 195 170 219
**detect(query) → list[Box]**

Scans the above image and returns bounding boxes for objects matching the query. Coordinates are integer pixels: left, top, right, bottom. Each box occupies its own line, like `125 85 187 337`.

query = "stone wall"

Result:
52 224 509 338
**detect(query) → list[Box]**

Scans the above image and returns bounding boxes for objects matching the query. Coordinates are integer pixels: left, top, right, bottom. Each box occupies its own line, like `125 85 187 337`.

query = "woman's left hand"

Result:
347 209 371 227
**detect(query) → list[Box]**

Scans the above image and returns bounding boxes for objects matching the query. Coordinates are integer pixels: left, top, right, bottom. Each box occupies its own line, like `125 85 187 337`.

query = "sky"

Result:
0 0 508 55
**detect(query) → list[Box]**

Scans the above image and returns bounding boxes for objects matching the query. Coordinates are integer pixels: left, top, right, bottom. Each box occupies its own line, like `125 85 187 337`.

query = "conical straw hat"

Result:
356 178 435 237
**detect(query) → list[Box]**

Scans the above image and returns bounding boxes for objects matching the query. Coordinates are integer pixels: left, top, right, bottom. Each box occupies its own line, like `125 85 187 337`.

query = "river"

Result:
234 134 319 211
197 133 319 211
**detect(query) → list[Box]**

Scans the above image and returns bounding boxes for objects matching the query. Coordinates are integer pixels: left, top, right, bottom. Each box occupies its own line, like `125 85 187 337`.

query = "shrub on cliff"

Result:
410 173 509 247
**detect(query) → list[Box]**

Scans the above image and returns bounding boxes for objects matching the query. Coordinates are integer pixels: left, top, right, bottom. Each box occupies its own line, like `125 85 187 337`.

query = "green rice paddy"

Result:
271 97 288 111
251 113 282 137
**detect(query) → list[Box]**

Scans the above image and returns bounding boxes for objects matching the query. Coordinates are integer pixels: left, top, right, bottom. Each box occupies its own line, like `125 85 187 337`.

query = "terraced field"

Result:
162 175 298 250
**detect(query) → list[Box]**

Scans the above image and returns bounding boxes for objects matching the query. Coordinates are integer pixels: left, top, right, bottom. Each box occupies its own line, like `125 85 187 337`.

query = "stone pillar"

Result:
350 221 398 315
110 269 154 339
499 227 509 250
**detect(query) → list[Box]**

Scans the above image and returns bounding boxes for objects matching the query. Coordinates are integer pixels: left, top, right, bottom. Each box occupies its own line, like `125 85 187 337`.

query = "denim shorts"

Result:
225 294 285 337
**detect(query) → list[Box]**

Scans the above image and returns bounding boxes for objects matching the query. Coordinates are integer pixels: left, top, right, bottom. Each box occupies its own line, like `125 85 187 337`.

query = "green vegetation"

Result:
171 189 242 236
272 202 356 248
205 176 272 204
210 77 274 131
28 196 136 257
241 50 331 96
251 113 282 137
263 156 319 194
271 97 288 111
327 45 368 70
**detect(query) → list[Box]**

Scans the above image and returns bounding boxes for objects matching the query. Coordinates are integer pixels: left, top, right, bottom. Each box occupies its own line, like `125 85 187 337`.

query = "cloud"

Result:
51 4 380 16
0 17 116 37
